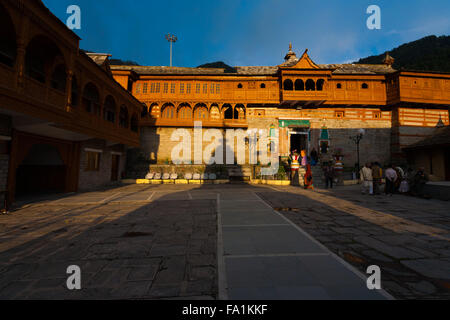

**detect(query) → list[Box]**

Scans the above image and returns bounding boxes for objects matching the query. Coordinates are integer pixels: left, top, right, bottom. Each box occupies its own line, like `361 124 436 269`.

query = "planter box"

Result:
189 180 201 184
214 179 230 184
175 179 189 184
136 179 150 184
250 179 290 186
151 180 163 184
163 179 174 184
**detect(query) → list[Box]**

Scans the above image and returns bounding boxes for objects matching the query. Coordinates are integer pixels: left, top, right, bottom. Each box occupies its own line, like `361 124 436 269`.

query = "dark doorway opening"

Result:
15 144 66 196
290 134 308 153
290 128 308 153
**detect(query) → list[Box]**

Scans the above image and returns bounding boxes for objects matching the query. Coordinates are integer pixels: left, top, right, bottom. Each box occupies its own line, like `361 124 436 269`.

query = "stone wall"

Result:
309 118 392 167
78 139 126 191
139 115 393 168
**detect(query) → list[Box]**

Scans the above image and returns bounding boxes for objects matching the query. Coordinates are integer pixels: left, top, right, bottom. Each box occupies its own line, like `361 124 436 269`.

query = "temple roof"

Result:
110 44 396 76
110 63 395 76
403 126 450 150
320 63 396 74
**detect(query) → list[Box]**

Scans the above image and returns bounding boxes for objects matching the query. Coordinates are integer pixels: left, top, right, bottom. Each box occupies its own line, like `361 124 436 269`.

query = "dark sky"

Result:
43 0 450 67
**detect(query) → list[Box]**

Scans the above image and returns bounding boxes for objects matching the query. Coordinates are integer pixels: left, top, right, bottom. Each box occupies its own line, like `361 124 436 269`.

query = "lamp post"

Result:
349 128 365 176
165 33 177 67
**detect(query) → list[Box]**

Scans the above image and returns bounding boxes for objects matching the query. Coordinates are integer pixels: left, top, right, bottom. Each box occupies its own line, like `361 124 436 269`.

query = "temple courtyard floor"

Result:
0 183 449 300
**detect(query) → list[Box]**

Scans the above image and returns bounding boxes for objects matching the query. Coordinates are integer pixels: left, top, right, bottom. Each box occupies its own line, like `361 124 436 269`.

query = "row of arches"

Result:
82 84 139 131
283 79 325 91
0 3 139 133
141 103 247 121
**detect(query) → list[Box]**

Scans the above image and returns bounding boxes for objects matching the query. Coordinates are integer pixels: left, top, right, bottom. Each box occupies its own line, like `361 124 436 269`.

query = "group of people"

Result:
288 149 314 189
360 162 429 197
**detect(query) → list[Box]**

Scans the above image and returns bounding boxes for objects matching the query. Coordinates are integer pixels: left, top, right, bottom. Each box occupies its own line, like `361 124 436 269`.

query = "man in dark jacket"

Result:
371 162 382 195
323 162 335 189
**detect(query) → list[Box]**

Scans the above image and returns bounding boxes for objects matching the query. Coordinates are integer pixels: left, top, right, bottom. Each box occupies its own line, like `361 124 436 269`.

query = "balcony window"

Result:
283 79 293 91
50 64 67 92
119 106 129 128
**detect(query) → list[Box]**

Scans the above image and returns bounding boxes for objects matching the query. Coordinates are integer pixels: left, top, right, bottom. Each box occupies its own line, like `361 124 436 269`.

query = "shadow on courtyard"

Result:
0 181 450 300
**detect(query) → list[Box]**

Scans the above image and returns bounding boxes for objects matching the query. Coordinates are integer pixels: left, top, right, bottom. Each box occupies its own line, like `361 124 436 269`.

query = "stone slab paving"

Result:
1 183 449 300
0 185 217 299
259 184 450 299
218 190 389 300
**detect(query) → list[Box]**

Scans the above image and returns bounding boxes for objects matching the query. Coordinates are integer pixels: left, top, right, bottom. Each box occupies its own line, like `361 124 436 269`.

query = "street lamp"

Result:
165 33 177 67
350 128 365 175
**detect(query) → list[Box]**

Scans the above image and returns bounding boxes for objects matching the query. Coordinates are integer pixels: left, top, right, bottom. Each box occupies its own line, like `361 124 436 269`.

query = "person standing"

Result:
310 148 318 166
304 164 314 190
323 162 335 189
385 165 398 196
412 167 428 197
360 162 373 195
371 162 382 195
290 150 300 186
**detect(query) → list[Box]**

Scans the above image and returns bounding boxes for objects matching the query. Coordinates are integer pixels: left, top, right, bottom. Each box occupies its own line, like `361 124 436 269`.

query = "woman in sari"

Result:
304 164 314 190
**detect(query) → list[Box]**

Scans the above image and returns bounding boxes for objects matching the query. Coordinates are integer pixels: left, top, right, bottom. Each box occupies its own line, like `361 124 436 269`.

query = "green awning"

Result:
278 120 310 128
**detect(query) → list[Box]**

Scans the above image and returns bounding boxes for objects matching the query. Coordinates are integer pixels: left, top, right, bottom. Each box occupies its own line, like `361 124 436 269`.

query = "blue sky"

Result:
43 0 450 67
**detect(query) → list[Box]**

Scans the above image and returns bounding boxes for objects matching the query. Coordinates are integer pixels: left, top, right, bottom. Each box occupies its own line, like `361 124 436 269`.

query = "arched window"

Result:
336 83 342 89
194 104 208 120
235 104 246 120
237 83 243 89
210 104 220 120
104 95 116 123
260 83 266 89
119 105 129 128
294 79 304 91
283 79 293 91
149 103 159 118
71 76 79 106
0 4 17 67
161 104 175 119
50 64 67 92
305 79 315 91
316 79 325 91
223 104 233 119
25 36 65 84
178 103 192 119
362 83 369 89
82 83 101 116
130 114 139 132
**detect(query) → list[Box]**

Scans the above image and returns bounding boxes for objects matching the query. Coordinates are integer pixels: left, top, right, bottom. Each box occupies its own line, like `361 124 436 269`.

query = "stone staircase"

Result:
311 165 326 188
227 165 252 182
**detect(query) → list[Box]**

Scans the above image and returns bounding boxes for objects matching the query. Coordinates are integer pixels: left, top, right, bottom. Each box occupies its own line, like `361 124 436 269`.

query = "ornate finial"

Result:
284 42 297 62
383 52 395 66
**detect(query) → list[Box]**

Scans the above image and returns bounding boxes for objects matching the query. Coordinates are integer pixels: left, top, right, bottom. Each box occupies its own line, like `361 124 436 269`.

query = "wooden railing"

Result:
142 117 248 128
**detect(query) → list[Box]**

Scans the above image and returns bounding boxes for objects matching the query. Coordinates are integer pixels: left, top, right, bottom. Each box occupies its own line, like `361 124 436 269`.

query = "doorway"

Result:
289 128 309 153
15 144 66 196
111 154 120 181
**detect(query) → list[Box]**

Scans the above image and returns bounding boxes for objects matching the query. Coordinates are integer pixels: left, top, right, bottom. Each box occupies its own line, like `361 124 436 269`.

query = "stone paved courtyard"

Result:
0 183 449 299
